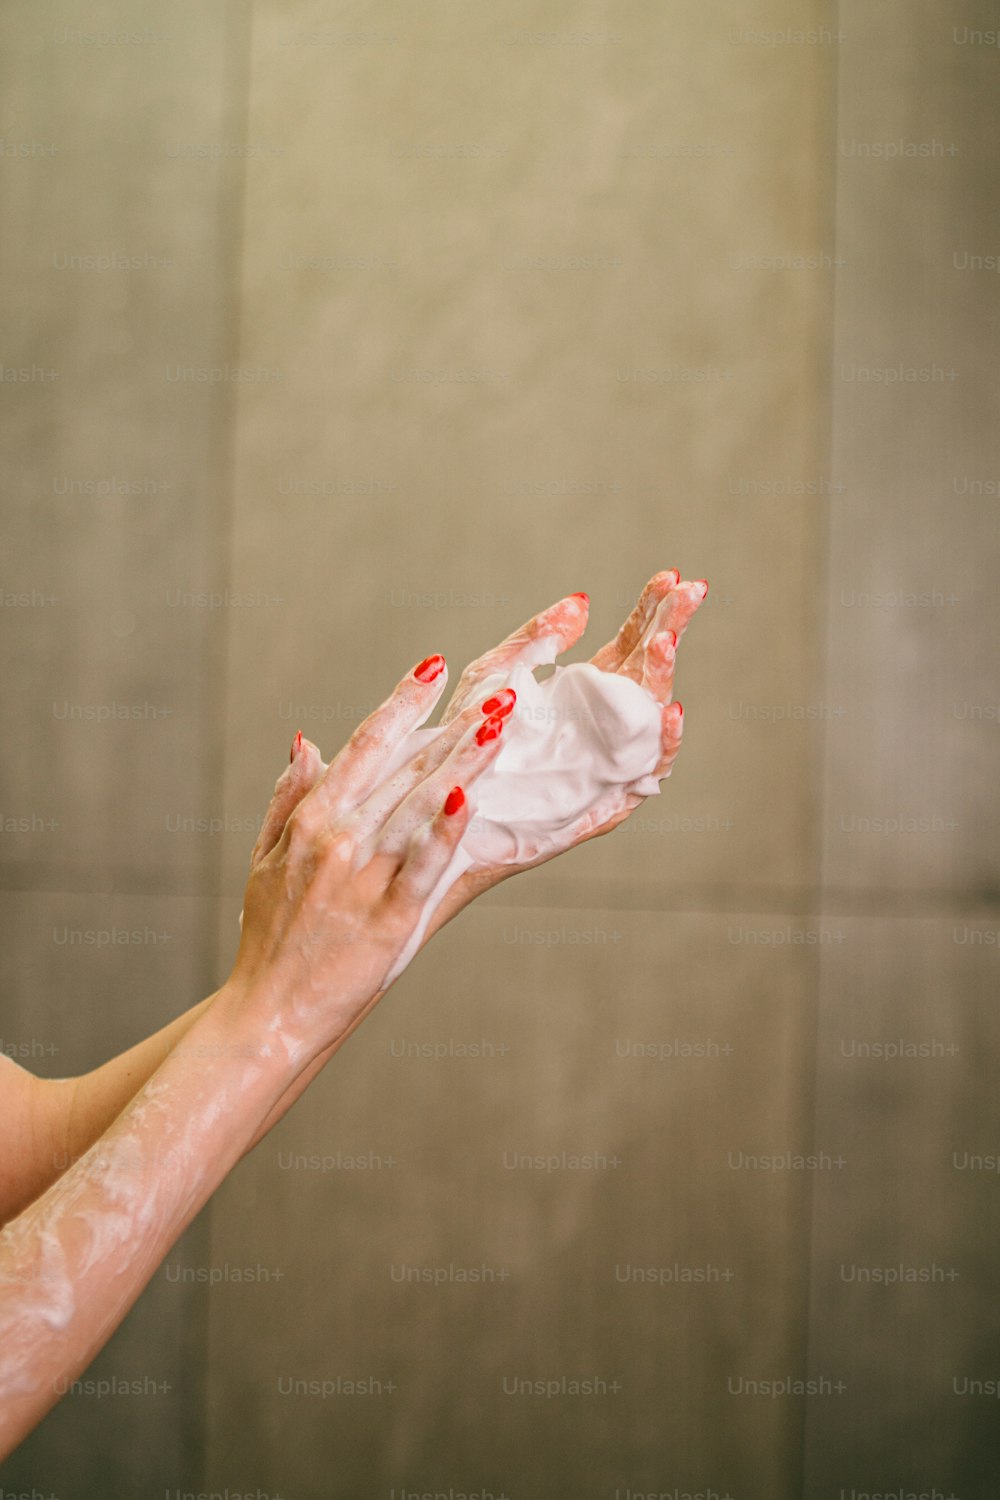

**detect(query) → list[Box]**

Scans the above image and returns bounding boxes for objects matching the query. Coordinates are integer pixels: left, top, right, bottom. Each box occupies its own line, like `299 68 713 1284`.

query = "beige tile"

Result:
0 887 217 1074
0 0 246 888
804 915 1000 1491
821 2 1000 899
215 0 835 906
207 0 837 1491
0 1 245 1492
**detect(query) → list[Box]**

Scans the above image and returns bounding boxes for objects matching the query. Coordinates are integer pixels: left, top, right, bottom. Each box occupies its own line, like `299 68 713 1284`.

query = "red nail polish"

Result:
481 687 517 717
666 630 677 647
476 713 505 746
444 786 465 816
571 591 589 604
674 702 684 717
695 580 709 594
290 729 302 763
414 654 445 684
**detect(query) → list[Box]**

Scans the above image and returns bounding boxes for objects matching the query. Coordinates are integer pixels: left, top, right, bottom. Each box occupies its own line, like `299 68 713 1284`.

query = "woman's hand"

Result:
0 573 707 1461
230 655 513 1061
247 572 707 961
424 569 707 926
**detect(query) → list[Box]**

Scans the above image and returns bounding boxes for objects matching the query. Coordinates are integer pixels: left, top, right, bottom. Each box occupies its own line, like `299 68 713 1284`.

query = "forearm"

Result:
62 994 215 1158
13 891 469 1222
0 982 307 1458
27 906 468 1185
0 996 215 1226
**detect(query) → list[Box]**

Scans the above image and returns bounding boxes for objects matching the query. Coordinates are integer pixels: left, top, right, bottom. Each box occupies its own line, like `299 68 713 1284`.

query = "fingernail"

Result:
571 591 589 604
695 579 709 596
481 687 517 717
674 701 684 717
414 654 446 684
290 729 303 763
444 786 465 816
476 712 505 746
666 629 677 647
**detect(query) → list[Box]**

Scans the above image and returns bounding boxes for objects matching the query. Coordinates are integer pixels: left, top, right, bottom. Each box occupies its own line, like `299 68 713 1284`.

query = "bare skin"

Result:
1 571 705 1225
239 571 705 1111
0 571 705 1456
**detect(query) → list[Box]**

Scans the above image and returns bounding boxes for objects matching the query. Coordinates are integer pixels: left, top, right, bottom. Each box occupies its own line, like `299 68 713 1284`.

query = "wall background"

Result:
1 0 997 1495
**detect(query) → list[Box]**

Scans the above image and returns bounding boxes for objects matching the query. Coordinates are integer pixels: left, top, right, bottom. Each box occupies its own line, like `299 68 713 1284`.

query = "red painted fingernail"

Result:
571 591 589 604
414 654 446 683
444 786 465 816
674 702 684 717
666 630 677 647
476 712 505 746
481 687 517 717
290 729 303 763
696 579 709 594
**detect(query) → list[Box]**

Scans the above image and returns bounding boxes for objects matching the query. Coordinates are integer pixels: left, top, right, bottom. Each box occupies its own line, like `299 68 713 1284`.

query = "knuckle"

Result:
322 825 356 861
408 747 433 778
285 795 326 847
381 880 420 927
460 657 494 687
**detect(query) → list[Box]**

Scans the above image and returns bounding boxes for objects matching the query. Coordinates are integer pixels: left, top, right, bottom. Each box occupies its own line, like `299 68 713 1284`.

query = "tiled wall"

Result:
0 1 248 1492
2 0 996 1496
804 3 1000 1492
205 2 833 1495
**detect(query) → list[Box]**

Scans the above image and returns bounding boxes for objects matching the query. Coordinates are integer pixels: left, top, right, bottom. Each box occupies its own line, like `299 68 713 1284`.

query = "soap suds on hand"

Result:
377 653 664 982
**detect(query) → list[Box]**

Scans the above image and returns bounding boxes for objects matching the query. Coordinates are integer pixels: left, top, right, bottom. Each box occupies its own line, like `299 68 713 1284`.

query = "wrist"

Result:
200 976 340 1080
180 981 310 1085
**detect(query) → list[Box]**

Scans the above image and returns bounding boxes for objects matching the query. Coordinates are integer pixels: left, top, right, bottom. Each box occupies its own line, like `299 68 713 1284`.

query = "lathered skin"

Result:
374 640 665 982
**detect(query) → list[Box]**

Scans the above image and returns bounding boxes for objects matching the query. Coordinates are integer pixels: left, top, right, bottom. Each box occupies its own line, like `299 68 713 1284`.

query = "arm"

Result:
0 1000 214 1227
0 985 305 1453
0 648 514 1458
4 570 705 1227
222 570 706 1140
1 571 705 1231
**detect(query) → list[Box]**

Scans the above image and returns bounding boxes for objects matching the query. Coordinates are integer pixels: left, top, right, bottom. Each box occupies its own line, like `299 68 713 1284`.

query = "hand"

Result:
428 569 707 923
248 572 707 962
229 656 514 1060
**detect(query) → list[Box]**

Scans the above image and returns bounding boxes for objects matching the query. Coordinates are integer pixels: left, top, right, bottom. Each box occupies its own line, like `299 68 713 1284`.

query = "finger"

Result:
338 683 517 848
641 577 708 651
619 628 677 700
362 705 510 859
384 784 471 907
250 731 325 869
438 591 590 725
306 653 450 823
478 686 518 719
618 578 708 694
386 697 507 902
653 700 685 780
589 570 679 673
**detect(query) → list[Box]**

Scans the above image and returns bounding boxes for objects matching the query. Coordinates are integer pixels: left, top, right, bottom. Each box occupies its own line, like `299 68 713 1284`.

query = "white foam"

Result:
378 654 664 983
